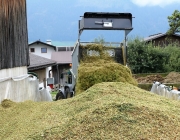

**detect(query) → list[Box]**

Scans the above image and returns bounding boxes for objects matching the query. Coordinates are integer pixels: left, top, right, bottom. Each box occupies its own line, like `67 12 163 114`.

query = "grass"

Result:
1 82 180 139
50 91 58 101
133 73 169 78
138 83 153 91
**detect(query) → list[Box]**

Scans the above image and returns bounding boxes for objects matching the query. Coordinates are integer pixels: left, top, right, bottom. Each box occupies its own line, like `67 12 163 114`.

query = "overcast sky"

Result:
26 0 180 42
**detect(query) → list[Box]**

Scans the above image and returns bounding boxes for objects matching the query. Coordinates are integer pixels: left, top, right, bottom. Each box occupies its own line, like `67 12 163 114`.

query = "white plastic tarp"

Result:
150 82 160 94
150 82 180 100
0 74 52 103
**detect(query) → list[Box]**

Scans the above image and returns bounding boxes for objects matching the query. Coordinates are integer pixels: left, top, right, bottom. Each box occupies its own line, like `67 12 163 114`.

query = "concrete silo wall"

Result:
0 1 52 102
0 67 53 103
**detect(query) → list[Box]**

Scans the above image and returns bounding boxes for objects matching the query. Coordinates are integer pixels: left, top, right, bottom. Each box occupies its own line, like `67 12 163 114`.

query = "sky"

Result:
26 0 180 43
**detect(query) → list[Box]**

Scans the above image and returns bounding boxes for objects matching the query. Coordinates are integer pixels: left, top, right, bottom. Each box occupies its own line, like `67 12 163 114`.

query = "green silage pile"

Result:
1 99 16 108
76 44 138 94
1 82 180 139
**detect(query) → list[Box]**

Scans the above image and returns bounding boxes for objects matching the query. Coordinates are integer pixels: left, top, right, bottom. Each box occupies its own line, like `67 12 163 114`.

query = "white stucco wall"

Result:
29 43 55 59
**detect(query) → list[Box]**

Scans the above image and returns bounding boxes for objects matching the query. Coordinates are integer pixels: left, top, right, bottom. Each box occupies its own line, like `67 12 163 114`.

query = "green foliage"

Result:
167 10 180 35
163 44 180 72
127 37 169 73
93 35 105 44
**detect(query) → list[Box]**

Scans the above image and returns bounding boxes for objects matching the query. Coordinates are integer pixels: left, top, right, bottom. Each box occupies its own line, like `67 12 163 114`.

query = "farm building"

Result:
28 40 75 87
51 51 72 85
144 33 180 47
28 40 57 87
28 54 56 88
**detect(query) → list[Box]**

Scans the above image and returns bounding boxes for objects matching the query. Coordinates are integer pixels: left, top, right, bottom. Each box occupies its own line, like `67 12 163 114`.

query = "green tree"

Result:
167 10 180 35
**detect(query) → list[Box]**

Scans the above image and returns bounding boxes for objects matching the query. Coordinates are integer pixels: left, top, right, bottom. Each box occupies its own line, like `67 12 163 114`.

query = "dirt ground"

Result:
134 72 180 84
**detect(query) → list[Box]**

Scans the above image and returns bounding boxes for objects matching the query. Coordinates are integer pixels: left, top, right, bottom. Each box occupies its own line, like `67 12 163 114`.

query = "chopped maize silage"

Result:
1 99 16 108
79 44 115 62
1 82 180 139
76 44 138 94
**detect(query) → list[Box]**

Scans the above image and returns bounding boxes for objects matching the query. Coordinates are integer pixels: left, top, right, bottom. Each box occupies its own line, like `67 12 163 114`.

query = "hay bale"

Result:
76 59 138 94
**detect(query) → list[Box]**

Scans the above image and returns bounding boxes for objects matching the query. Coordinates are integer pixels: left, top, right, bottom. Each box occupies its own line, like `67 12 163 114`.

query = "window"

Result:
30 48 35 52
41 48 47 53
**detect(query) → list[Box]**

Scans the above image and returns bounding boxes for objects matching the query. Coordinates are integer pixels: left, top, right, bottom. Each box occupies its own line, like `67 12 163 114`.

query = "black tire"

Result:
55 91 65 100
65 88 71 98
72 86 75 97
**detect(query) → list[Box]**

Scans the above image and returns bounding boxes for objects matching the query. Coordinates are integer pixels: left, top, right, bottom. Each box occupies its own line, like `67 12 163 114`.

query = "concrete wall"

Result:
0 66 27 78
0 66 53 103
0 67 37 103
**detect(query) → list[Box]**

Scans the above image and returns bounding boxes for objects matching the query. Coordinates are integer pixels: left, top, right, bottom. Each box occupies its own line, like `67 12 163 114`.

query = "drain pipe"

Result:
56 64 59 88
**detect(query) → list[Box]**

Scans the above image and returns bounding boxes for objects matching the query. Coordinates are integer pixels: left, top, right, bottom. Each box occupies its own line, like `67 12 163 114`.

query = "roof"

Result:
28 53 56 71
51 41 76 47
28 40 56 49
144 33 180 42
51 51 72 64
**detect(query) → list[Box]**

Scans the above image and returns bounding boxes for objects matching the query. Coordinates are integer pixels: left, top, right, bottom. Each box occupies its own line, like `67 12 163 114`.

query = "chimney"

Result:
46 40 51 45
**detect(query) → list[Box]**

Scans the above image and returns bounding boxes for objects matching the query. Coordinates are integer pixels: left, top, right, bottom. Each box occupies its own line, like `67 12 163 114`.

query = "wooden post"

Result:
0 0 29 70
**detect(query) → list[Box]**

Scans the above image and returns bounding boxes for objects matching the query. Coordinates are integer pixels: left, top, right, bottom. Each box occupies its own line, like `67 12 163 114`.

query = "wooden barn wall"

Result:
0 0 29 70
151 36 180 47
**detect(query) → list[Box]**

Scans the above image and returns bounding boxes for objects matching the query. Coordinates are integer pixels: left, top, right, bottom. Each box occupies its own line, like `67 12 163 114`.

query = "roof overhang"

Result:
28 63 56 71
28 40 56 50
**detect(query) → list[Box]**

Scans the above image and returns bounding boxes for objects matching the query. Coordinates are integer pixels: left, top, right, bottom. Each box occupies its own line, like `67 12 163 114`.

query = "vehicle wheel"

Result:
72 86 75 97
65 88 71 98
55 91 65 100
